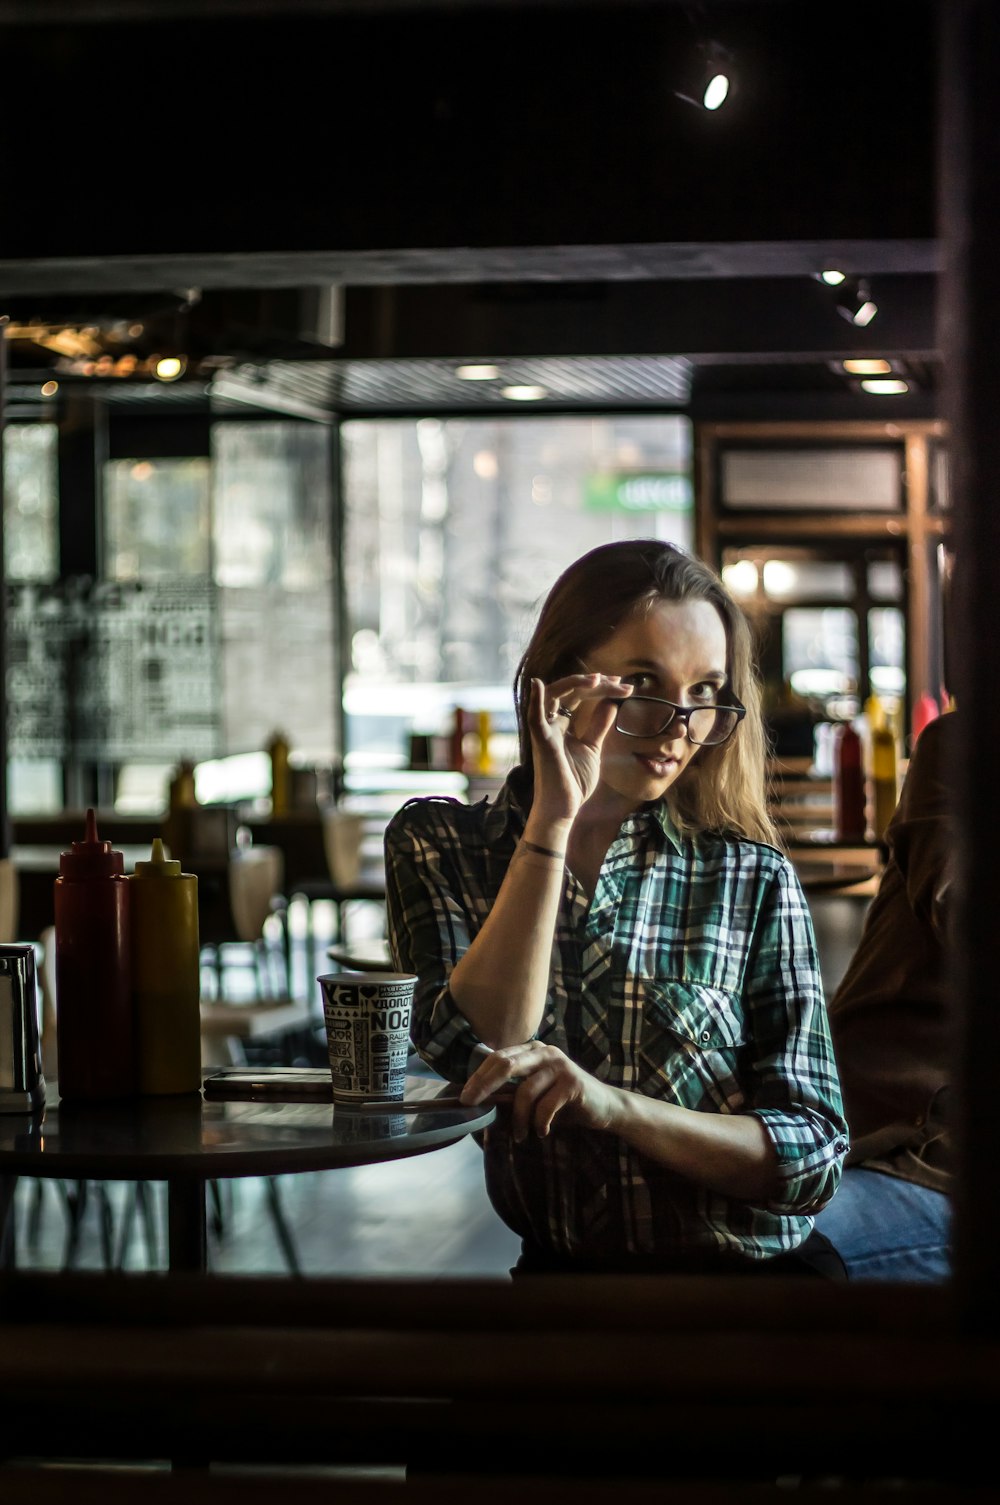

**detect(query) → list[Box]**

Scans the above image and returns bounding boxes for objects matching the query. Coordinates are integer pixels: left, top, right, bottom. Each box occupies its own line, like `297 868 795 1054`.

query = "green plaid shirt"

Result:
386 782 848 1264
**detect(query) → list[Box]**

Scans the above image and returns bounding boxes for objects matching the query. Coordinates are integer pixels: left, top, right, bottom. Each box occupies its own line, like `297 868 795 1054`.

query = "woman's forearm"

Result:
449 824 571 1047
604 1087 779 1202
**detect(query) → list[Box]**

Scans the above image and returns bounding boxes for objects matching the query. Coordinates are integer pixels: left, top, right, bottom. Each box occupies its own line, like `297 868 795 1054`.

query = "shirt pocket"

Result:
638 980 748 1112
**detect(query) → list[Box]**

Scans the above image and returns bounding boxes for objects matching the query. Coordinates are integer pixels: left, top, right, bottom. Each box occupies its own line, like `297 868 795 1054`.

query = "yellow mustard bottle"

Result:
870 706 899 842
129 838 201 1095
476 710 492 774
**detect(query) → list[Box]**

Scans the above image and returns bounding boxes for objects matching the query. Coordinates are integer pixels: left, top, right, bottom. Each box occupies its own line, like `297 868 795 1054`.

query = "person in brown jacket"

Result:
813 708 954 1279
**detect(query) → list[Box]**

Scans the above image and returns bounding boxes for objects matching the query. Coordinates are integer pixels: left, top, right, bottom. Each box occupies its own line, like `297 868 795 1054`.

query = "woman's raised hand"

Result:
528 673 632 819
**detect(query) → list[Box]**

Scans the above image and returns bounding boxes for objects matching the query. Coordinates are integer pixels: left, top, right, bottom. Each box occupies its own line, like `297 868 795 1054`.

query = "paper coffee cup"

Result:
318 971 415 1104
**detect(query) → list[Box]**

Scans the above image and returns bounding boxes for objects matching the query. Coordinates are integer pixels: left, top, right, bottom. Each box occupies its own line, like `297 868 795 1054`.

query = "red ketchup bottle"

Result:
54 808 134 1101
833 721 866 842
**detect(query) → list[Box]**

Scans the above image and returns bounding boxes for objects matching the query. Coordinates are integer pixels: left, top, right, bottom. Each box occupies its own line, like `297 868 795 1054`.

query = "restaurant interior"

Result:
0 0 997 1495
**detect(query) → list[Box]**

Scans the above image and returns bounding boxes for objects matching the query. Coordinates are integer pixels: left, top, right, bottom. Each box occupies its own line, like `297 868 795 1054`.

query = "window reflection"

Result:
342 416 694 768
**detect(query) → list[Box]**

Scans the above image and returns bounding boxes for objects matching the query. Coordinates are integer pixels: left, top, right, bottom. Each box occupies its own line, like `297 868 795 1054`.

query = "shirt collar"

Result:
483 773 684 856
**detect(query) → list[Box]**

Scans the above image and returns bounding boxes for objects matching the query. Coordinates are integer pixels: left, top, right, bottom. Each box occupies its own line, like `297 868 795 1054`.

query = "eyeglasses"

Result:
613 694 746 746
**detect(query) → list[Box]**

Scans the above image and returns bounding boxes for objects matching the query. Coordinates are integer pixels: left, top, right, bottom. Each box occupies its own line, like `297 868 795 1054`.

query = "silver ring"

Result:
547 705 572 722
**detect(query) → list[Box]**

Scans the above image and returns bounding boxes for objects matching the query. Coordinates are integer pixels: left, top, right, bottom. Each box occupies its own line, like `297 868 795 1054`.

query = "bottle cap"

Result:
133 836 182 879
58 808 125 879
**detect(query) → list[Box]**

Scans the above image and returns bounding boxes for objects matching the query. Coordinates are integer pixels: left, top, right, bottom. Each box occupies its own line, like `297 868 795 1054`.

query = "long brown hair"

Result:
512 540 776 845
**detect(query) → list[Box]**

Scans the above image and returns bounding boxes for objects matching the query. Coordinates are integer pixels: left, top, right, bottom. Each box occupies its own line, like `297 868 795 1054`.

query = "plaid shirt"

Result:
386 782 848 1264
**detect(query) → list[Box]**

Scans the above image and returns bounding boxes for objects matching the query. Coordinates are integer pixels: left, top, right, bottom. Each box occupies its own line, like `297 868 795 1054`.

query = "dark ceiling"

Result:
0 0 943 418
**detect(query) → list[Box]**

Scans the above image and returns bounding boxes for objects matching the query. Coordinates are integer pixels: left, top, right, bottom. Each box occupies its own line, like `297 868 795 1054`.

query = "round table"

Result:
0 1078 494 1272
325 939 394 971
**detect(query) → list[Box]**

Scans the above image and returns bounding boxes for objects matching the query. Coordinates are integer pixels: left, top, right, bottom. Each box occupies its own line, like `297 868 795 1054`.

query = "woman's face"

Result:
573 596 729 810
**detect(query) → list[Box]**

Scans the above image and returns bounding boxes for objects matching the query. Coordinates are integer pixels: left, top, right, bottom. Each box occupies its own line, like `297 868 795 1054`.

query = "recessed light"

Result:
860 378 909 395
501 385 548 401
153 355 186 381
819 269 847 286
843 358 893 376
455 364 501 380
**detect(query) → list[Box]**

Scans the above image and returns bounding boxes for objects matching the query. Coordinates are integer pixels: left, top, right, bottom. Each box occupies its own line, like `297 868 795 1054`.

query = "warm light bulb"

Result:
472 450 499 479
843 358 892 375
154 355 186 381
762 561 798 597
721 560 759 597
40 380 58 397
853 299 878 327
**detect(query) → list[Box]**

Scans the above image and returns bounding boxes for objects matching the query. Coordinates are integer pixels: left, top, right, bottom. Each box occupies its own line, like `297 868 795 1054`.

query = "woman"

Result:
386 541 848 1275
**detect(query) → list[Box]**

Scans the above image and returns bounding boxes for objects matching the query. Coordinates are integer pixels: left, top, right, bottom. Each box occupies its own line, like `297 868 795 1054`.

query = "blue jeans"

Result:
813 1166 951 1281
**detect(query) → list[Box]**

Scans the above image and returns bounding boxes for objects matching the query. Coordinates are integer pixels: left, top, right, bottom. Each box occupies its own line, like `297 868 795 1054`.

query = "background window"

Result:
212 422 336 769
342 415 693 769
3 423 59 582
105 458 212 580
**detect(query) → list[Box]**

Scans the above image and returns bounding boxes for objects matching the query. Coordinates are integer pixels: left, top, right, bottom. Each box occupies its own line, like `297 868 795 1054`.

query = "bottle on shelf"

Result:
268 730 291 817
911 691 940 746
54 808 134 1102
833 720 866 843
130 837 201 1096
449 706 467 773
868 699 899 842
476 710 492 774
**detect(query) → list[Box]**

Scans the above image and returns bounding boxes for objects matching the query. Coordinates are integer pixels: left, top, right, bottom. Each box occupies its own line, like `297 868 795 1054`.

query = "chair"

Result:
320 803 386 948
0 858 19 943
21 927 145 1272
200 844 291 1005
200 846 311 1069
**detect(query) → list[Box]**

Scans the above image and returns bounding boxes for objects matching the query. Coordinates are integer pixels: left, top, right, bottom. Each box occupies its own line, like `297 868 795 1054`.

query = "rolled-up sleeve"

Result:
384 804 489 1083
742 861 850 1216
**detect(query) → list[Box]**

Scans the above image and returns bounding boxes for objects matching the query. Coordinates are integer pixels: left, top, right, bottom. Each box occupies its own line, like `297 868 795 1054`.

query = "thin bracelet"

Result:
521 839 567 861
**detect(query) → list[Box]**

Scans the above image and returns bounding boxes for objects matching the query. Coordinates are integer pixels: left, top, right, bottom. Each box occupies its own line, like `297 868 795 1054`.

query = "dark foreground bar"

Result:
0 1270 994 1491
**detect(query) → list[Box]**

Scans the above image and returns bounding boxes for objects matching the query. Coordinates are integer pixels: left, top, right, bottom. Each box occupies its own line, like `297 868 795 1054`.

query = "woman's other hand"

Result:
460 1040 621 1141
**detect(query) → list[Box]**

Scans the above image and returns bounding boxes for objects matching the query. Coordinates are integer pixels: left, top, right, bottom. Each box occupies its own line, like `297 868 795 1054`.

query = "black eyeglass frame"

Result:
612 693 747 747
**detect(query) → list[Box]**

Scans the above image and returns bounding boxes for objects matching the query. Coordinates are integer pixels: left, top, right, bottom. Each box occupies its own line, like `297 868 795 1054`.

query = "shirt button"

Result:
835 1140 848 1154
700 1030 711 1044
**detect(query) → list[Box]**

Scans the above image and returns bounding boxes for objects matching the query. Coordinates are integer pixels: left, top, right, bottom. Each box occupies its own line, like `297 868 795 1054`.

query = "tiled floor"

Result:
8 1136 523 1277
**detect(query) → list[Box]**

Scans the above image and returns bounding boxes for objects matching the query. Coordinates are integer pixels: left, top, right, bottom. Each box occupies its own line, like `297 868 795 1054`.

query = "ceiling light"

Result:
40 380 58 398
675 38 737 111
843 358 893 375
860 378 909 395
153 355 186 381
456 364 501 380
819 269 847 286
835 278 878 326
501 385 548 401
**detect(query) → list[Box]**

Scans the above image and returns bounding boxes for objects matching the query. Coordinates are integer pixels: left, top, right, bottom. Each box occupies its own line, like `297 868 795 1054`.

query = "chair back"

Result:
321 807 366 888
228 846 285 943
0 858 19 942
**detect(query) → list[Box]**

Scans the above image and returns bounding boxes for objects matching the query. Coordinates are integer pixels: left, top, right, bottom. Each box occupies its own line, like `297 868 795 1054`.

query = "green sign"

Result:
585 472 693 513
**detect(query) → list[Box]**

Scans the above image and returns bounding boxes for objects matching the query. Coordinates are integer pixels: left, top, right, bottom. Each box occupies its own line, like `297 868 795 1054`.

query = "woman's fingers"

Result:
461 1042 590 1140
541 673 632 719
460 1042 544 1104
